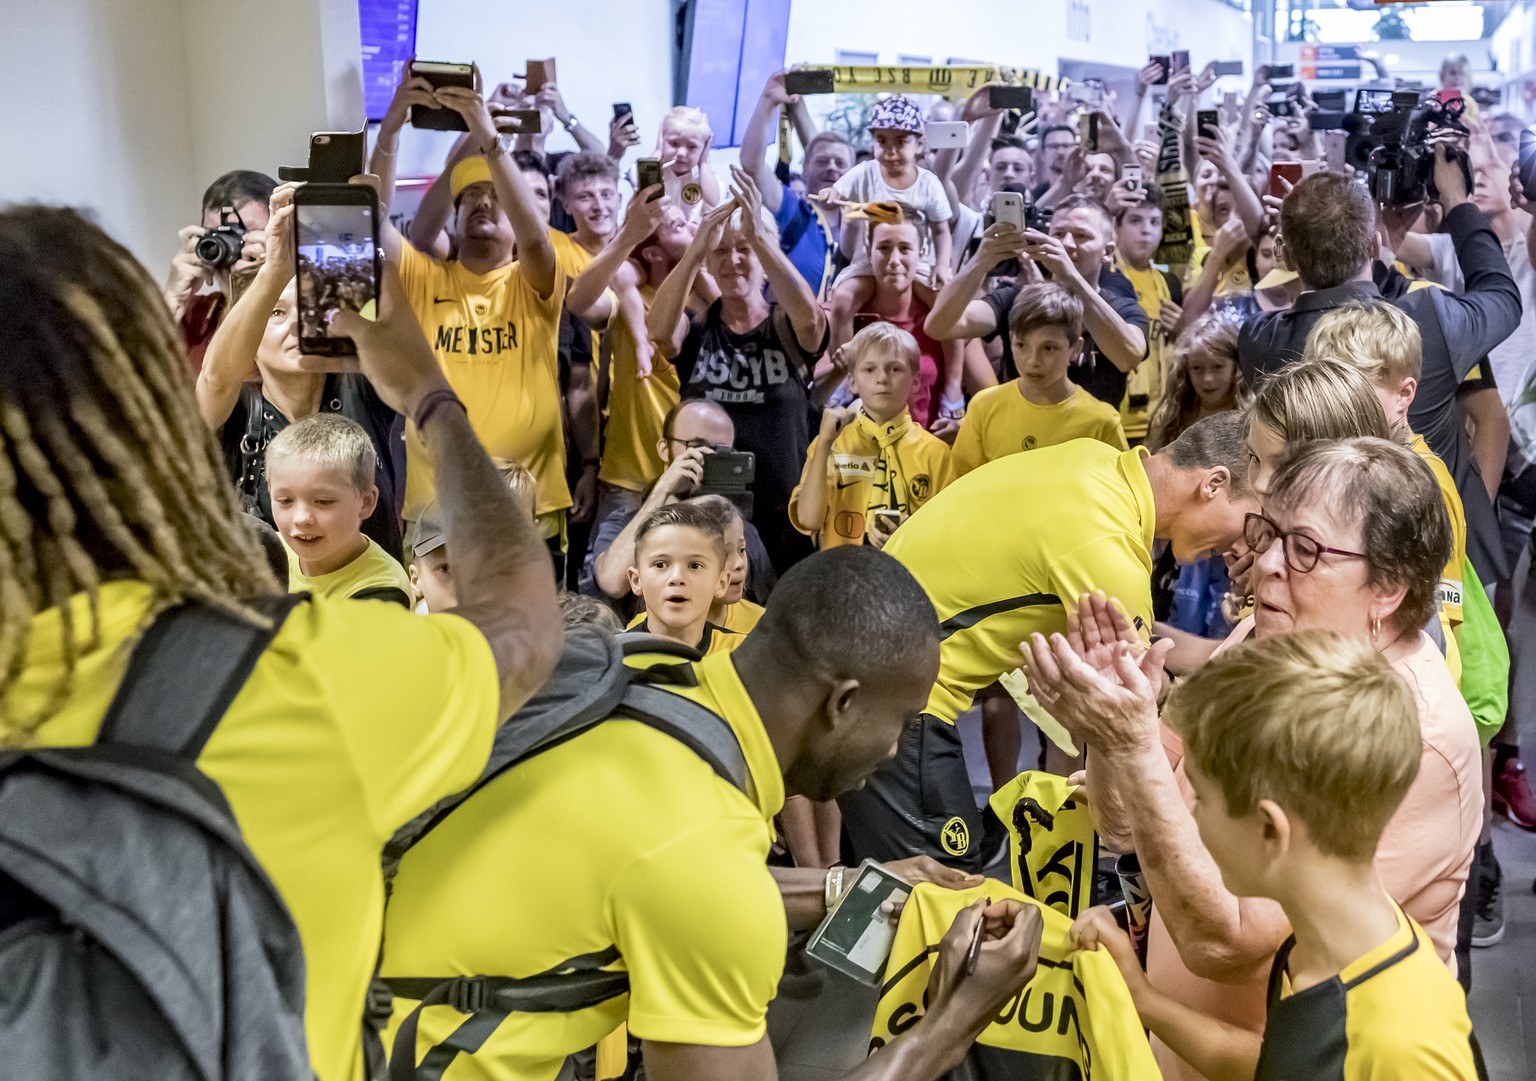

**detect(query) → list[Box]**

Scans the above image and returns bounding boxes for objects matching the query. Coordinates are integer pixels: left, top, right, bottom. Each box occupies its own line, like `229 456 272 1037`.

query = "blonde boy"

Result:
626 502 731 651
1074 631 1477 1081
655 106 721 210
266 414 412 605
952 282 1127 476
789 322 953 549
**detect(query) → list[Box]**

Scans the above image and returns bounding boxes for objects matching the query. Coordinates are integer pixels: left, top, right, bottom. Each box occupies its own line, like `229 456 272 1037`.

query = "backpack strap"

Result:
98 594 306 759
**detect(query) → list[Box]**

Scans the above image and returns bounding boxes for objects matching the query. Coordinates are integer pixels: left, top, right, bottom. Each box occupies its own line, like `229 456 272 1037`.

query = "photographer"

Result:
926 195 1148 408
1238 164 1520 589
164 169 277 369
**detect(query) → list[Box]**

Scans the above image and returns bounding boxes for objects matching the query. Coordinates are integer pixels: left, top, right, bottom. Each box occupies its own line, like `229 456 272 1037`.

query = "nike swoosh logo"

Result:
433 295 454 304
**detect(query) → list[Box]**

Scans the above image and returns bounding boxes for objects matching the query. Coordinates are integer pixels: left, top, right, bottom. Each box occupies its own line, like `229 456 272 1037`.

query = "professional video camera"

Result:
1352 89 1472 205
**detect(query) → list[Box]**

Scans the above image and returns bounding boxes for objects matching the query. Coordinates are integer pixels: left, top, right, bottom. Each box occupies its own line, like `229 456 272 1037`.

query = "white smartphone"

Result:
990 190 1025 228
1121 164 1144 189
923 120 969 150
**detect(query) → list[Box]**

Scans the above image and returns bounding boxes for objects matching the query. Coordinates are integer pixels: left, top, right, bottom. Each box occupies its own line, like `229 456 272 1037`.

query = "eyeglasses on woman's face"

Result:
1244 511 1367 574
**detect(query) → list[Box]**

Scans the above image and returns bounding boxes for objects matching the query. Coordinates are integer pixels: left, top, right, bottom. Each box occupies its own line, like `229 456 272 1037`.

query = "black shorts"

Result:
837 713 987 872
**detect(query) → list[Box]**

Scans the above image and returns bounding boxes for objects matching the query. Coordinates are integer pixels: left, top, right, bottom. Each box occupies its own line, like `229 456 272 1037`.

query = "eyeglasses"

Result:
669 437 720 453
1244 512 1367 574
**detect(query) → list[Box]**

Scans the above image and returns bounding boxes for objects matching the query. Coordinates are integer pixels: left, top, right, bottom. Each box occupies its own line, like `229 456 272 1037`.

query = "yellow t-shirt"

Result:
1410 433 1465 628
789 410 953 548
8 581 501 1081
950 384 1127 478
720 598 764 635
600 283 681 493
398 242 568 519
624 614 746 656
286 536 412 604
1259 906 1475 1080
885 442 1157 723
1113 258 1173 442
380 650 787 1081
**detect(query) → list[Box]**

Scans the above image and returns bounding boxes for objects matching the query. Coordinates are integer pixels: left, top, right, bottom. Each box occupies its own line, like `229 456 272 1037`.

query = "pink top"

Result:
1145 619 1482 1081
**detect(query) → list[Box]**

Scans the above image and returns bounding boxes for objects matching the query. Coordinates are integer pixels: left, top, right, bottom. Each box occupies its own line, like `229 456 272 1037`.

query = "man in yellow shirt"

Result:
0 208 563 1081
381 548 1048 1081
375 82 566 561
847 412 1258 870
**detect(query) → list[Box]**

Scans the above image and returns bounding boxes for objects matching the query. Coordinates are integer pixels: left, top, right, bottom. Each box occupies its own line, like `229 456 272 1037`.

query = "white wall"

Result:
402 0 677 177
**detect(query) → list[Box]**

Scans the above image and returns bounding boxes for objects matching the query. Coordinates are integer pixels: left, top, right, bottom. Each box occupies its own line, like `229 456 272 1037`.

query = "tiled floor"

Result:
774 546 1536 1079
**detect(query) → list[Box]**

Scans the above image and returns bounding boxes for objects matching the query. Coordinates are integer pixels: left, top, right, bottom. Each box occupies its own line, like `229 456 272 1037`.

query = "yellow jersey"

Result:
9 581 500 1081
286 536 412 605
625 614 746 656
397 242 567 520
789 409 953 548
1113 258 1173 442
885 441 1157 723
600 283 681 494
380 650 787 1081
1409 433 1465 627
720 598 765 635
950 384 1127 478
1257 906 1475 1081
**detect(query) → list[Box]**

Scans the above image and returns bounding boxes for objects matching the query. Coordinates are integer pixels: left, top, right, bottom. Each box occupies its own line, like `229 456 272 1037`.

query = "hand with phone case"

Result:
407 61 479 132
609 103 641 160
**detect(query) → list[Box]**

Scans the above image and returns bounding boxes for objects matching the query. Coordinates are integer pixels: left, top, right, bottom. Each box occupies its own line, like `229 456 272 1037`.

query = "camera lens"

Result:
196 229 245 270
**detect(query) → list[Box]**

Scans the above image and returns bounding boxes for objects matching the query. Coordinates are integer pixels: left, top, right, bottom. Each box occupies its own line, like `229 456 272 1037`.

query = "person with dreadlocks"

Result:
0 205 562 1081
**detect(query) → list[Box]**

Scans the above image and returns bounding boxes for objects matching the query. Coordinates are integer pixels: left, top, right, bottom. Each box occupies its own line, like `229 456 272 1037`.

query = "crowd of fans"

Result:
1 41 1532 1081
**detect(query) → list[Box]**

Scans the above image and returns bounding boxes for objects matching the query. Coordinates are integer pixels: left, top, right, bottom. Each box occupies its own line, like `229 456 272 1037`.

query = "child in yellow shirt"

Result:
951 281 1127 477
267 414 411 605
789 322 952 549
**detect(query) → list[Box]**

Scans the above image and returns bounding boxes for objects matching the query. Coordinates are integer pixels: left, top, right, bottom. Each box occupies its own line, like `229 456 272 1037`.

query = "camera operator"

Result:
164 169 277 369
1237 161 1520 590
926 195 1148 408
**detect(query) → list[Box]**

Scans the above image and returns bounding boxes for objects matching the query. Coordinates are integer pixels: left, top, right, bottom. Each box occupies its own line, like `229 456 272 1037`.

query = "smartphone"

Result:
612 101 634 127
1268 161 1303 198
1079 111 1099 152
1519 129 1536 201
923 120 968 149
1267 95 1295 118
1268 63 1294 80
1299 160 1323 180
1143 122 1159 143
804 860 911 985
1197 109 1219 139
636 158 664 193
524 58 555 95
871 509 904 535
493 109 545 136
988 85 1034 111
1121 163 1144 189
1148 55 1170 85
784 69 836 96
1212 60 1244 78
1171 50 1190 76
990 190 1025 229
409 61 476 131
277 130 366 184
698 449 755 493
293 184 380 358
1325 129 1348 173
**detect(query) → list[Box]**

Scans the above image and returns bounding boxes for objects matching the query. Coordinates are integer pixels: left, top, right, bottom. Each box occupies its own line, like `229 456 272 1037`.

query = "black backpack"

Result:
0 594 314 1081
371 625 749 1081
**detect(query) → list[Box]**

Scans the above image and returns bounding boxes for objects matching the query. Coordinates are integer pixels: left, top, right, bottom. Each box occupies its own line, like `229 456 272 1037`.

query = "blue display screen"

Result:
360 0 419 123
683 0 792 149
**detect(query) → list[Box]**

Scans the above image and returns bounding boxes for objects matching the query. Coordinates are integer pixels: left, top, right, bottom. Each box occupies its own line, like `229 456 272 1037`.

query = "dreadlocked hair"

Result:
0 206 281 746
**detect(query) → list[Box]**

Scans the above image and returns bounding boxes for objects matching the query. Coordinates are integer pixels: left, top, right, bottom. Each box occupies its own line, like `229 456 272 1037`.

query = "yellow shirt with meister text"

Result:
398 242 567 520
885 441 1156 723
790 409 953 549
951 384 1127 478
380 650 787 1081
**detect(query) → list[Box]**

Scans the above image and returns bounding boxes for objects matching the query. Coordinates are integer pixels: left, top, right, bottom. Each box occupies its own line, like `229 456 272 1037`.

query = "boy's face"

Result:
851 345 916 422
627 525 729 632
1187 758 1275 898
410 549 456 613
564 175 619 241
722 515 748 606
268 457 376 572
990 146 1034 189
1372 375 1416 427
871 129 918 176
660 123 708 175
1116 205 1164 264
1010 325 1080 386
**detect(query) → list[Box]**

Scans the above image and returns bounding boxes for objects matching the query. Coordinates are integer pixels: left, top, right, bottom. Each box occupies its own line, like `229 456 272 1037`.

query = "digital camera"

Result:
195 206 248 270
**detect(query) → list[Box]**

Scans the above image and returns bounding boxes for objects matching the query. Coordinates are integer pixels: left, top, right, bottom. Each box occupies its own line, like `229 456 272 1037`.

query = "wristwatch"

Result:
562 113 580 133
